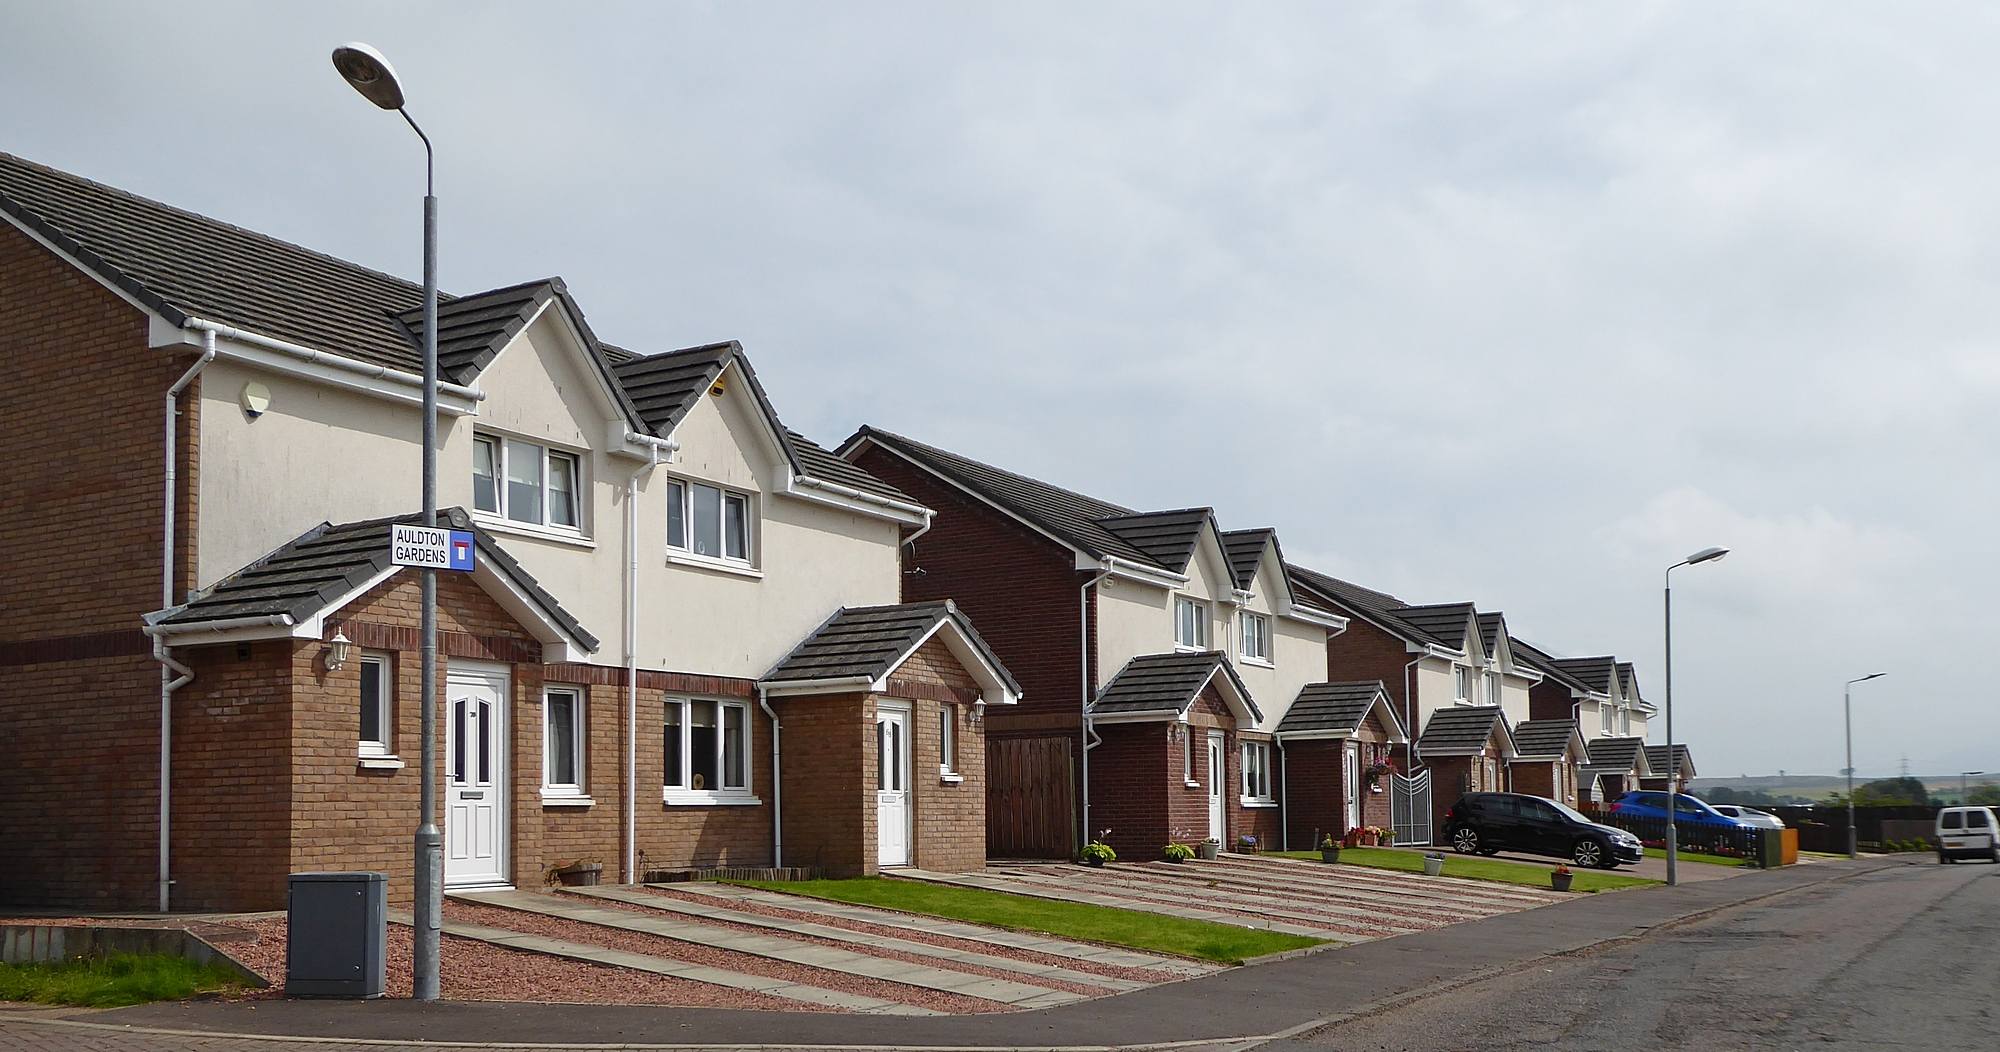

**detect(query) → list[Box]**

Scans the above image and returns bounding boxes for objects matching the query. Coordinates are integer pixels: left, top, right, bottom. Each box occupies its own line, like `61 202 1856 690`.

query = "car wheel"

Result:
1572 838 1606 868
1991 847 1999 865
1451 826 1481 854
1939 850 1949 864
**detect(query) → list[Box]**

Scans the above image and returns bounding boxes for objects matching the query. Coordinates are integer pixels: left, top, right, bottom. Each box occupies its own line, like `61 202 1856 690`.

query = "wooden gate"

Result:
986 736 1077 859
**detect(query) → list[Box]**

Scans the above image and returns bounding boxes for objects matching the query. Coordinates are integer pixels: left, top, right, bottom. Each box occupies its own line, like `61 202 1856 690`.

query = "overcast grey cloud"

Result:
4 1 1993 780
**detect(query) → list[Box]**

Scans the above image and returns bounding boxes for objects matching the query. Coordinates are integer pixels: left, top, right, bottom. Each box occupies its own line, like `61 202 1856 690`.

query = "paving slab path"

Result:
892 869 1343 939
452 890 1084 1009
387 910 934 1015
1127 857 1559 914
688 882 1217 976
573 884 1144 993
1210 853 1569 906
978 865 1430 936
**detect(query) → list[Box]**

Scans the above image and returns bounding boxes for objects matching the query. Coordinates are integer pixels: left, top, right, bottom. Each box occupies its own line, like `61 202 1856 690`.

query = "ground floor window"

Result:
1240 740 1274 802
543 687 585 796
938 706 957 775
359 652 392 756
664 698 751 799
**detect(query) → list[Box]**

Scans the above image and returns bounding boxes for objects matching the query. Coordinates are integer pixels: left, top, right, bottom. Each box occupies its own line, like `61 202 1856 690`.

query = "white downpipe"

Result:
1277 737 1289 852
180 318 486 403
1078 566 1110 846
758 686 783 868
1403 655 1423 770
623 436 672 884
157 331 216 914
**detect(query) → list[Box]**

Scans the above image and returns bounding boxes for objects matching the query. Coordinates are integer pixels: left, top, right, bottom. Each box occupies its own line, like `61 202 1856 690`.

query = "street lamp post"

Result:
1964 771 1987 805
1843 673 1885 860
332 43 442 1002
1663 545 1729 887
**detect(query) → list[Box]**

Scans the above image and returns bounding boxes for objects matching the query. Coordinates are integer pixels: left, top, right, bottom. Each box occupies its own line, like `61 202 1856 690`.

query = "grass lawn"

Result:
1642 846 1753 867
1270 848 1658 893
0 954 245 1007
728 877 1322 964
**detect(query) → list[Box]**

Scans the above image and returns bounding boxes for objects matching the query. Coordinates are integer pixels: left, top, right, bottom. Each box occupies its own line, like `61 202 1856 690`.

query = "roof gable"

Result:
1509 636 1597 695
1397 603 1481 656
1643 744 1694 777
761 600 1020 703
1584 735 1651 775
1417 705 1514 756
1511 719 1584 760
1096 508 1214 573
1275 681 1409 742
1089 651 1261 724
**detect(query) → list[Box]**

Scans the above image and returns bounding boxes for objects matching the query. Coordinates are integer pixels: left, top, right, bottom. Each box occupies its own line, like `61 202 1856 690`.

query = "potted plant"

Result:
1319 833 1341 863
1551 864 1574 892
547 858 604 887
1363 758 1394 793
1163 842 1195 864
1236 833 1259 855
1080 840 1117 867
1197 836 1221 860
1422 852 1445 877
1341 825 1363 849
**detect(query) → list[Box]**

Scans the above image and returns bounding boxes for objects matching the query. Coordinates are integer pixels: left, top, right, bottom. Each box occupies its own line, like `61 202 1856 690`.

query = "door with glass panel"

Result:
876 705 912 867
445 663 509 888
1206 732 1227 843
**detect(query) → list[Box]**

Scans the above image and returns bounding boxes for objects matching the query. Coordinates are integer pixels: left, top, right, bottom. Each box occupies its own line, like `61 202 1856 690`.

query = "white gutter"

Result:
1078 565 1111 846
156 331 216 914
757 685 783 868
145 614 297 638
622 437 670 885
181 318 486 403
793 475 931 518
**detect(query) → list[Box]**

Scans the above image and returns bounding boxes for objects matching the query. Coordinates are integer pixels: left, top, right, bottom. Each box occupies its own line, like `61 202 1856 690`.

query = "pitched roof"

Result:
1089 651 1261 722
1285 564 1445 645
1617 662 1650 708
392 279 555 385
1095 508 1213 573
1275 681 1405 740
1511 719 1581 760
1643 744 1694 777
1585 736 1649 773
1476 612 1506 655
1508 636 1596 695
1395 604 1479 652
1219 528 1275 590
1550 656 1619 694
1417 705 1512 755
151 507 597 651
761 600 1020 697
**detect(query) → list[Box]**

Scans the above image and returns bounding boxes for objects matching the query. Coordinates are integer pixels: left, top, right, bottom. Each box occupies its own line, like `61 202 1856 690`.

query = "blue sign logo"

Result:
448 530 475 572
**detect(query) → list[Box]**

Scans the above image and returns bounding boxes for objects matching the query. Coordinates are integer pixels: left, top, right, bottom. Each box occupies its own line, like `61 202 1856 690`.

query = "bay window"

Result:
667 478 752 563
663 698 754 802
473 433 581 530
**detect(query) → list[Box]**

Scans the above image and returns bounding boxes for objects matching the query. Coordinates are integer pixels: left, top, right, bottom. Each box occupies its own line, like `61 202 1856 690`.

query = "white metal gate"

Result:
1390 769 1433 846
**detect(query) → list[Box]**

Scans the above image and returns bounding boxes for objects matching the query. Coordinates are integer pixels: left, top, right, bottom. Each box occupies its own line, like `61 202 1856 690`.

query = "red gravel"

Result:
581 890 1114 998
447 899 1011 1014
12 915 807 1009
644 886 1188 985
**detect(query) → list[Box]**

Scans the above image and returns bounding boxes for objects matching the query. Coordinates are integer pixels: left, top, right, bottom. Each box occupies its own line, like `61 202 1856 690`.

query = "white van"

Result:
1935 806 2000 864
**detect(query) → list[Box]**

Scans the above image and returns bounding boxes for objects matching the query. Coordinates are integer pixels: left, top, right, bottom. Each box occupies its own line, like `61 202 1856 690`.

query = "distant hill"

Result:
1693 773 1997 804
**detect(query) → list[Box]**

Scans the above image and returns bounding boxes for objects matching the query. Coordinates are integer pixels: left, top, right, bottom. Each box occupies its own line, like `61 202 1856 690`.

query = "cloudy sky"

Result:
6 2 1993 780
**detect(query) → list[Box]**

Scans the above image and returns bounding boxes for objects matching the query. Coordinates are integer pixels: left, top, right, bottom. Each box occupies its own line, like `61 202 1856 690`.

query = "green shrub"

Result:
1162 842 1195 862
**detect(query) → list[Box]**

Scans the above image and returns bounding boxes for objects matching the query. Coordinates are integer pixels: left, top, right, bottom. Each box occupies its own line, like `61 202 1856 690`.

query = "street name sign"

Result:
391 524 476 572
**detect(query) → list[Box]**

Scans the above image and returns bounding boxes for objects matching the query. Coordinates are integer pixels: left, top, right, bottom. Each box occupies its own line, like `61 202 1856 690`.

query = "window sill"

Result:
541 792 594 807
1239 797 1278 809
663 789 762 807
1238 656 1275 669
473 514 596 549
1184 779 1203 789
939 771 965 785
357 754 404 771
665 552 764 579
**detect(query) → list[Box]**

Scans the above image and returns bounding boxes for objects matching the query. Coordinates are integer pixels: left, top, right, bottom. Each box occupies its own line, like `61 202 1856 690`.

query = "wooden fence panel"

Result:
986 737 1076 859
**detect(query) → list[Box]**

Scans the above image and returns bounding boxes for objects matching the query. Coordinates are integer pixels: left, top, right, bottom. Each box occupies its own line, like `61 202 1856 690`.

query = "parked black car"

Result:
1443 792 1644 868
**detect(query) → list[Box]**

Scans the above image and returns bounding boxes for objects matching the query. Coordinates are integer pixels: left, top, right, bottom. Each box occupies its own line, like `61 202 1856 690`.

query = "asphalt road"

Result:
1268 857 2000 1051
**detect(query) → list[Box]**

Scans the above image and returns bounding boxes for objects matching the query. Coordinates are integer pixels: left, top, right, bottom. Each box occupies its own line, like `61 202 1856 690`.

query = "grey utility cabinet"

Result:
286 871 387 998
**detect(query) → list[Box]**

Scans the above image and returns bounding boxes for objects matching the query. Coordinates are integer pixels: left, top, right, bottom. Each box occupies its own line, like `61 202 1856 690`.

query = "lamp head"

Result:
332 42 406 110
1860 672 1885 683
1686 546 1730 565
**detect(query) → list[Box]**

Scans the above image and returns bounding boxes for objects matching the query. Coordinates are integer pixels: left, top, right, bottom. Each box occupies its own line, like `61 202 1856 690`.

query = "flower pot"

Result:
555 863 603 887
1321 848 1341 864
1551 871 1574 892
1422 856 1445 877
1197 840 1220 861
1085 857 1105 867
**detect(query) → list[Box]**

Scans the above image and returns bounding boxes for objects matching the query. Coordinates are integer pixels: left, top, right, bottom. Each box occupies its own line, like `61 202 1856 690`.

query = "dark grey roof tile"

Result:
1511 719 1580 759
762 600 1020 696
1275 681 1392 736
1090 651 1260 722
1417 705 1509 754
1585 736 1648 772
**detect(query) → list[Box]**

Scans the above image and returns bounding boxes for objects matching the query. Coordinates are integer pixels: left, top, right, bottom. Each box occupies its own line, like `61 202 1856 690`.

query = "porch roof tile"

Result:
1089 651 1262 723
761 601 1021 696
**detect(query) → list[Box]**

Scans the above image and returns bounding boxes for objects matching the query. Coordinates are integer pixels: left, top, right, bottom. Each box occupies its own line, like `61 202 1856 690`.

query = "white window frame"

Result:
666 477 756 567
359 651 393 759
473 432 584 534
1238 611 1273 665
1174 596 1210 651
1239 740 1275 805
541 686 589 804
662 697 759 805
1601 703 1614 733
1182 730 1197 786
1454 666 1471 703
938 706 963 782
1620 707 1632 735
1486 672 1503 706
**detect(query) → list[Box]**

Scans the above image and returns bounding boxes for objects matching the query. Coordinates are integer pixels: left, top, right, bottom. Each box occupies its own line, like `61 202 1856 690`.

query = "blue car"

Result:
1609 791 1746 828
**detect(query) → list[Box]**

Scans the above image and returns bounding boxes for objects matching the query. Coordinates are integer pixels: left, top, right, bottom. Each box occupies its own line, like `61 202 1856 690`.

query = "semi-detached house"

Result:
841 428 1408 862
0 152 1021 912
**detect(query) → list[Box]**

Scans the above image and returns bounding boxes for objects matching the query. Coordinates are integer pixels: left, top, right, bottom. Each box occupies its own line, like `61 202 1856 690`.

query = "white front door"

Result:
445 663 509 888
1344 741 1361 831
1207 732 1226 843
875 705 911 868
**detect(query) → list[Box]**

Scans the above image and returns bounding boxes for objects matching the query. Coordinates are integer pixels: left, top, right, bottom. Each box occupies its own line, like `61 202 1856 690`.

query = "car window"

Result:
1484 796 1521 819
1714 805 1738 816
1943 811 1963 830
1674 797 1706 814
1547 799 1591 823
1969 810 1991 829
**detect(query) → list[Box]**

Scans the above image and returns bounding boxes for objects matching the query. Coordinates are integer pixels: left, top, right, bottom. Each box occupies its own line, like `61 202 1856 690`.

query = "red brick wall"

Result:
1527 681 1576 722
171 641 298 910
0 223 191 909
1323 620 1417 764
1088 722 1173 859
1283 739 1342 849
901 637 988 872
776 693 869 876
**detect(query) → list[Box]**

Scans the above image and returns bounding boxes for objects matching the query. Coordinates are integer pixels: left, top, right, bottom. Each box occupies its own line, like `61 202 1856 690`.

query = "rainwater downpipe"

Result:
1277 737 1290 852
1403 655 1423 771
157 331 217 913
1078 566 1110 845
622 432 674 884
758 686 783 868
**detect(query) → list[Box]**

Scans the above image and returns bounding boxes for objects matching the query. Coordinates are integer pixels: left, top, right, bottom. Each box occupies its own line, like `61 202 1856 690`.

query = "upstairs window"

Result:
1174 597 1209 650
1486 672 1503 706
667 479 752 562
1454 666 1471 702
1239 612 1272 663
1601 703 1614 733
474 434 580 530
1620 707 1631 734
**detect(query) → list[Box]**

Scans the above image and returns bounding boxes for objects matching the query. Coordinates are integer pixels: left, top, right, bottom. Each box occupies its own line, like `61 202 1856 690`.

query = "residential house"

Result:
840 427 1361 861
1508 719 1589 808
0 152 1020 911
1582 736 1653 804
1414 705 1515 833
1640 744 1695 795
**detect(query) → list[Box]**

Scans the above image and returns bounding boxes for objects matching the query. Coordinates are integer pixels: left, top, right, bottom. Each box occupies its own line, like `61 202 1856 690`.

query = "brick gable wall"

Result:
1527 680 1576 722
1323 619 1418 766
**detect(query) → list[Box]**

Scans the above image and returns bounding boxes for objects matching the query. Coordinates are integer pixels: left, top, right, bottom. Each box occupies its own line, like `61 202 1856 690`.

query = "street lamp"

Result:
1961 771 1984 805
332 42 441 1003
1664 545 1728 887
1843 673 1885 860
